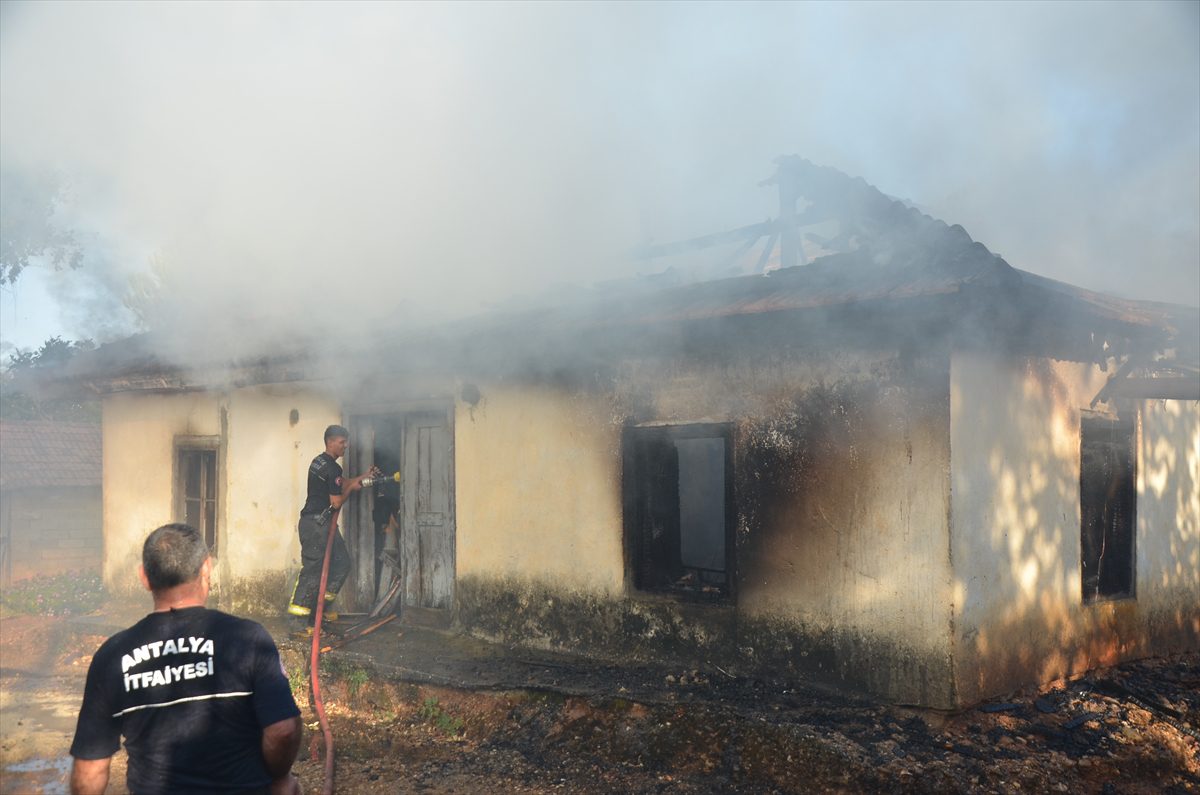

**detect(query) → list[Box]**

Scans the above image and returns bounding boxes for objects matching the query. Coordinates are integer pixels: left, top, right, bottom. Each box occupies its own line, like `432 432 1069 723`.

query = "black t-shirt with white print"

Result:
300 451 343 517
70 606 300 794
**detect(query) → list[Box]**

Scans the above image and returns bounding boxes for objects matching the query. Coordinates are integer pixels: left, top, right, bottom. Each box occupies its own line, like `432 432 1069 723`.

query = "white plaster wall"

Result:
222 385 342 583
101 387 342 598
102 392 221 592
454 384 625 595
1137 398 1200 632
950 351 1200 704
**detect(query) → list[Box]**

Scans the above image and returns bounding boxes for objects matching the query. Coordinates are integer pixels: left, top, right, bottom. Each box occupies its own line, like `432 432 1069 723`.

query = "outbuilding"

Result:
0 420 103 585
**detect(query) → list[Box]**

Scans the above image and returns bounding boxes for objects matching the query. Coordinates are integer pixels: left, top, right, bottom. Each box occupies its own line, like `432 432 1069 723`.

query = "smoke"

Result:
1 1 1196 362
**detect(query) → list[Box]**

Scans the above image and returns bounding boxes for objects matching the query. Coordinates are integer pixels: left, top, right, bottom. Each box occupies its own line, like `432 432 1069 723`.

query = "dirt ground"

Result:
1 611 1196 794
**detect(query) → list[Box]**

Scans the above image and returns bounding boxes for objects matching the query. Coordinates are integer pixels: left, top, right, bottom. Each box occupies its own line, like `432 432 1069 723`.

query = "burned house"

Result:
37 159 1198 708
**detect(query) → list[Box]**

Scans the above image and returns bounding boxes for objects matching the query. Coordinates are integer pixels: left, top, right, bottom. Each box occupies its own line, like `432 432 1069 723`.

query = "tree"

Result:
0 336 98 422
0 167 84 285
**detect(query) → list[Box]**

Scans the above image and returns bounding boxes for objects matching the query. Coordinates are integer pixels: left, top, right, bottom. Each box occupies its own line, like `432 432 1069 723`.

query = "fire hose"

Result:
308 506 339 795
307 471 399 795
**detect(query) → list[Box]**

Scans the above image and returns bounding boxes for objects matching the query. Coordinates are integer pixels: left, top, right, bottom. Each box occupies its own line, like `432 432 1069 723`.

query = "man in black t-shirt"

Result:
286 424 376 629
70 523 301 795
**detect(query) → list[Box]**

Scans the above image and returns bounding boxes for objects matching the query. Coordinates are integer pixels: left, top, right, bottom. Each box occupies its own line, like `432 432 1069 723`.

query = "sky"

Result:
1 0 1198 363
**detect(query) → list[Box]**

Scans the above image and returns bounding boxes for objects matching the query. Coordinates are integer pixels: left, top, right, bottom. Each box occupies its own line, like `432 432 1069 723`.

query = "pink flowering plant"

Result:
1 571 107 616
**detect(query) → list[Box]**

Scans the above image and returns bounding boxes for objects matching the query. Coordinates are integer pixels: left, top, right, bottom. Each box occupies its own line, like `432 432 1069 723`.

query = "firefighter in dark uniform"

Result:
287 424 377 630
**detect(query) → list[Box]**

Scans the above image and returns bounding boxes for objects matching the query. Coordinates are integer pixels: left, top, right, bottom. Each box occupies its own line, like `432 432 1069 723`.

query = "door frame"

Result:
344 401 455 614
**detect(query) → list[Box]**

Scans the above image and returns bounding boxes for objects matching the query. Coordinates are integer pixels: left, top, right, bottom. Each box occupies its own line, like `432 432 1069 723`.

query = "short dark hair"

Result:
324 424 349 442
143 523 209 591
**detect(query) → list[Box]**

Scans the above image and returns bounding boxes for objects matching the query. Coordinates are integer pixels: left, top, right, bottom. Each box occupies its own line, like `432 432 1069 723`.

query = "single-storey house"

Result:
34 159 1199 708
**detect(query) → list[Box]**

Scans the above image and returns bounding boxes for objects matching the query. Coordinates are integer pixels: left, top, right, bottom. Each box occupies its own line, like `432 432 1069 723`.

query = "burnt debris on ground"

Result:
272 616 1199 793
1 612 1195 794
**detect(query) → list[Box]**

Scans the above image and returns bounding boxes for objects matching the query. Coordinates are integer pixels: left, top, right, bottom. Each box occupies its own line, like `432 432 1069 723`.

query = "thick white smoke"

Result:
1 1 1197 361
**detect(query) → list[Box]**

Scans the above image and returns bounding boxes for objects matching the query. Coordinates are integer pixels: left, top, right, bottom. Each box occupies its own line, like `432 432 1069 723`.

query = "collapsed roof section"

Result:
23 158 1199 404
630 155 1017 284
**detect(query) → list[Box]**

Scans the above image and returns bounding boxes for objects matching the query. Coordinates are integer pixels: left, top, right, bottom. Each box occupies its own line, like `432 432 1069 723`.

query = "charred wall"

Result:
731 370 955 705
452 321 959 706
455 576 954 707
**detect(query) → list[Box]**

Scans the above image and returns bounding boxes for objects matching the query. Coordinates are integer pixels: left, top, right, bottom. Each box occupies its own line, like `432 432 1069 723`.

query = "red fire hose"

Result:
308 508 339 795
305 470 396 793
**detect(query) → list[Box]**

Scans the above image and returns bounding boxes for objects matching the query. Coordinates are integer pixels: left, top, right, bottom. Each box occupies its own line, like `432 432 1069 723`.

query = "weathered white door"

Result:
400 412 455 612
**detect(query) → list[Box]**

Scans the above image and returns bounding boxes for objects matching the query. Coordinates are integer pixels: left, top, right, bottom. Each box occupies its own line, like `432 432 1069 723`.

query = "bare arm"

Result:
329 465 380 510
328 476 363 510
70 757 111 795
262 715 302 781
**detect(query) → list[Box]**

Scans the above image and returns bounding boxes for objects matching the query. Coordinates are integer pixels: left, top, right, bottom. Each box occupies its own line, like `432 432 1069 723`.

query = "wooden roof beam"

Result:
1104 377 1200 401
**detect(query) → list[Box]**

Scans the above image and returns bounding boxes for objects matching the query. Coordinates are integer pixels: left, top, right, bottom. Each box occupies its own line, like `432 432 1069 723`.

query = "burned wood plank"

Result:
1089 355 1142 408
755 230 779 272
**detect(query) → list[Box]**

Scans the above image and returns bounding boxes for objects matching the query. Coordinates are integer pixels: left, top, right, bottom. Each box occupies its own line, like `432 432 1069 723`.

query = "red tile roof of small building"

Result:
0 421 101 489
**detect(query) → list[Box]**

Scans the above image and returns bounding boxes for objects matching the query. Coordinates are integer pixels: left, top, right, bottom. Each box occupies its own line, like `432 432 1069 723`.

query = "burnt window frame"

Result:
1079 412 1136 604
174 436 220 556
622 422 736 603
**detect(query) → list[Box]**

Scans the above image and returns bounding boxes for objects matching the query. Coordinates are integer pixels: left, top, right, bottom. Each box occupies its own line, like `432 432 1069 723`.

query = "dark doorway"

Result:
347 409 455 619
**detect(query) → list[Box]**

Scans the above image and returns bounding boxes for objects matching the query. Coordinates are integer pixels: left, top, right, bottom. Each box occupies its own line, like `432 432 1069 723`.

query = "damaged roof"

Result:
25 158 1199 394
604 157 1194 337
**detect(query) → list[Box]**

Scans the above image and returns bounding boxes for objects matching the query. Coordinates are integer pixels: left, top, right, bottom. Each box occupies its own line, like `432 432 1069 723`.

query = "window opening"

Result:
178 448 218 553
1080 414 1136 602
625 424 733 600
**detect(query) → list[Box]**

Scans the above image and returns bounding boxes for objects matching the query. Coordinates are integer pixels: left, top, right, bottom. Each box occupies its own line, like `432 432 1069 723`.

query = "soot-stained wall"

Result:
733 362 953 706
454 341 957 706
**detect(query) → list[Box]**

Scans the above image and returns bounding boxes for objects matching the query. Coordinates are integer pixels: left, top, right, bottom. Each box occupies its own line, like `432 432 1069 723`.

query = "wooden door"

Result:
401 412 455 611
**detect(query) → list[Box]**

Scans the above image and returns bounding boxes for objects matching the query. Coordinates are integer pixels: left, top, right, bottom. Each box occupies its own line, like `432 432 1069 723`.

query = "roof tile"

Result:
0 421 102 489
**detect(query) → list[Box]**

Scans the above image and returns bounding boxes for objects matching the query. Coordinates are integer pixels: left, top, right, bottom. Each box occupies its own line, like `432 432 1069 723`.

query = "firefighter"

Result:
286 424 377 633
70 523 302 794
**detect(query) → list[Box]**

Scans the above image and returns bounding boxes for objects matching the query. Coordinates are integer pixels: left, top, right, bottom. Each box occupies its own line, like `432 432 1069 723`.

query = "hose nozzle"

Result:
361 471 401 488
